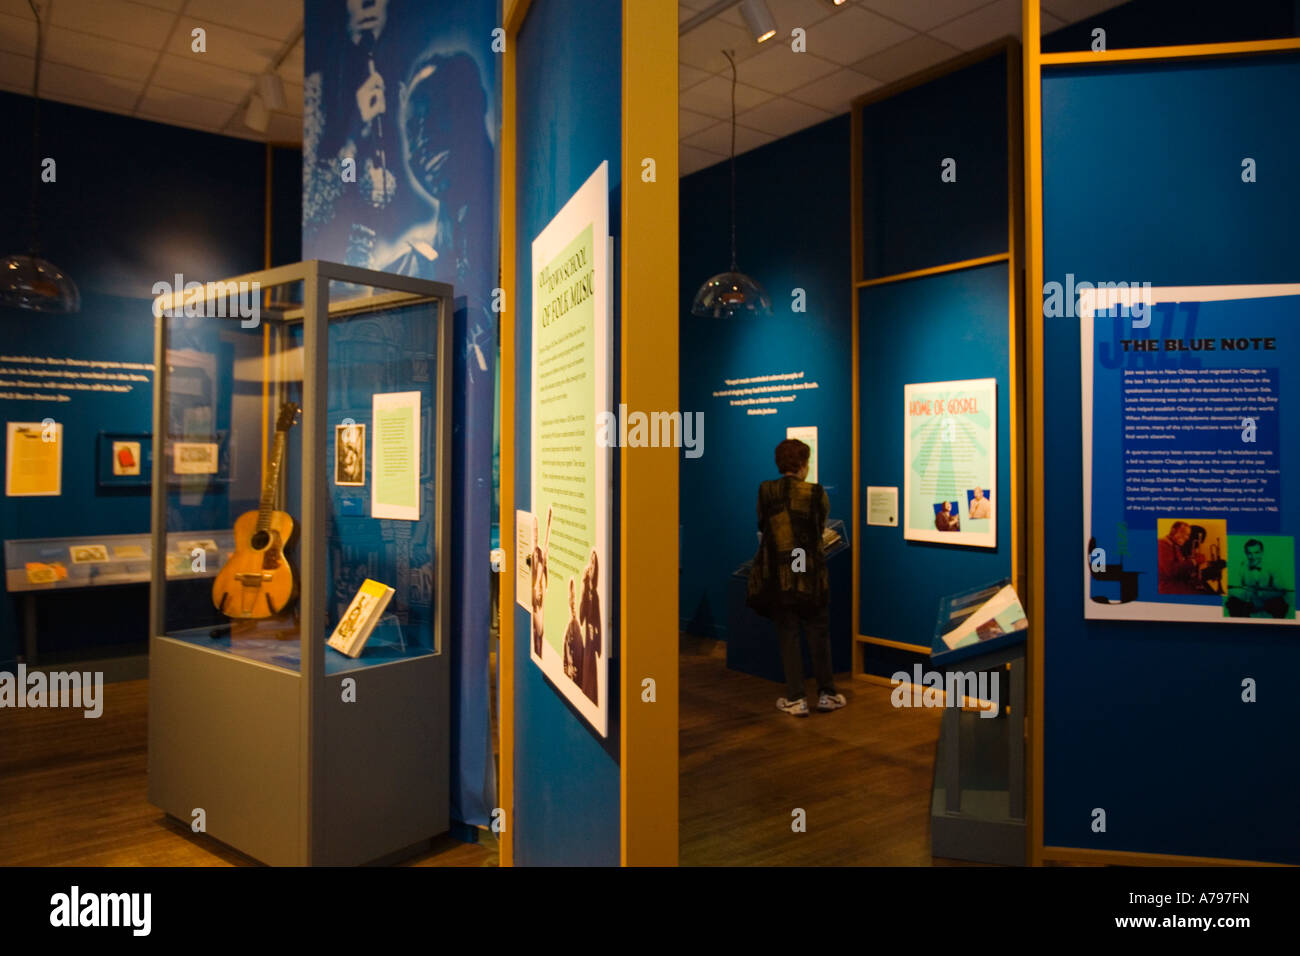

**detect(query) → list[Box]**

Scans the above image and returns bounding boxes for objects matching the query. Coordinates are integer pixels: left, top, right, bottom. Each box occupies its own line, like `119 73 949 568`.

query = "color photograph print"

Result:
1224 535 1295 620
1155 518 1227 596
111 441 141 476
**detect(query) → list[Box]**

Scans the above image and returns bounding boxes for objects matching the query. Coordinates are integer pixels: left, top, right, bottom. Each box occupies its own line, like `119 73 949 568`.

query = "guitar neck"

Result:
256 429 289 530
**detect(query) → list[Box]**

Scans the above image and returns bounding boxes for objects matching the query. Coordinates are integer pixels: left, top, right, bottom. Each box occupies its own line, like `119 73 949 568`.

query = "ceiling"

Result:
679 0 1127 175
0 0 304 143
0 0 1125 162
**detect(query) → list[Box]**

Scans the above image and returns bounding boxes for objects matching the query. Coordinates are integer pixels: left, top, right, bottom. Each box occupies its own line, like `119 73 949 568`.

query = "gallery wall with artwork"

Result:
0 93 297 667
302 0 501 831
853 45 1020 681
1038 49 1300 864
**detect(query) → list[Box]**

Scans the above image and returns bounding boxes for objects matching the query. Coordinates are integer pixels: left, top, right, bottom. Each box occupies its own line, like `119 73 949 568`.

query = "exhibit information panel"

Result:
1082 285 1299 624
903 378 997 548
529 161 611 736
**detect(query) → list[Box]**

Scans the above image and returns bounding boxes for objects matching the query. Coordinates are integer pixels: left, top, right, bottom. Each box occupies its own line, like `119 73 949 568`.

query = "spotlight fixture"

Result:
739 0 777 43
257 73 286 111
690 50 771 320
244 94 270 133
0 0 80 313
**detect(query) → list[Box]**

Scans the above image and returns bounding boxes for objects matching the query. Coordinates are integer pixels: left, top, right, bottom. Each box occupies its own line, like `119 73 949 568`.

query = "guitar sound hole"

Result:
250 530 271 551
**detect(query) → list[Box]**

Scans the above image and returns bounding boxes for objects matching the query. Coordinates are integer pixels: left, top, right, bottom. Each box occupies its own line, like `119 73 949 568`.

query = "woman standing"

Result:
748 439 846 717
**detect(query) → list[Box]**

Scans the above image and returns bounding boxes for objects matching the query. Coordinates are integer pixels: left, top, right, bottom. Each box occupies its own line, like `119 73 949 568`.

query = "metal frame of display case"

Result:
147 260 453 866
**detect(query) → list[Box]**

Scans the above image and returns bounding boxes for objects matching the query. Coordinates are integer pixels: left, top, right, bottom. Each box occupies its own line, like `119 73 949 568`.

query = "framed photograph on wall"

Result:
96 432 153 489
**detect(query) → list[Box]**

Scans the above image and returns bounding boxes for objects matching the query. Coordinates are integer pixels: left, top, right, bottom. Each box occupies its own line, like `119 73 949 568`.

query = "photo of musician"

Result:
1157 518 1226 594
578 548 601 705
530 506 552 657
933 500 960 532
334 423 365 485
967 486 991 520
1225 536 1295 619
562 577 582 682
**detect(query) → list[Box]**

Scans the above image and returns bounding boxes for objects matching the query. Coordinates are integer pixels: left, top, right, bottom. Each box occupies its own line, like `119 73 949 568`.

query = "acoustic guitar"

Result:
211 401 300 619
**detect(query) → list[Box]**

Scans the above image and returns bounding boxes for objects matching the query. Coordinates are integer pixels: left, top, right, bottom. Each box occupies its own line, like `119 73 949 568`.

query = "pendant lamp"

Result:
0 0 80 313
690 49 770 318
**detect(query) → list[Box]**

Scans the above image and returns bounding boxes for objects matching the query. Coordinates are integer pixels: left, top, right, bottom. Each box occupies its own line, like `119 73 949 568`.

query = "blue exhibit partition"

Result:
1040 52 1300 863
857 263 1013 658
511 0 622 866
678 116 852 643
852 44 1018 678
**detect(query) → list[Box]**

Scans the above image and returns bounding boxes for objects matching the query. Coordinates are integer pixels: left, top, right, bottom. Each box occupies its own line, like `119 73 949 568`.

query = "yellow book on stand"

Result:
327 579 395 658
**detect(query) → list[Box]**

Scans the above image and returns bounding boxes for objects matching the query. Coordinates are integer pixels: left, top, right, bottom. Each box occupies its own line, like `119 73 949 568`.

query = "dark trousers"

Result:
775 603 834 700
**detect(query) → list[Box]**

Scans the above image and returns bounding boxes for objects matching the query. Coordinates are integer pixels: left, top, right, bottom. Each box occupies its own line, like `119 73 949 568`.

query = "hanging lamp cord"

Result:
26 0 44 255
723 49 738 272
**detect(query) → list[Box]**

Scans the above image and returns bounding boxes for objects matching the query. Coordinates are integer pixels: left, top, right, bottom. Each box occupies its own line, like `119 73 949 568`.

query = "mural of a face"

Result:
347 0 388 40
402 52 488 203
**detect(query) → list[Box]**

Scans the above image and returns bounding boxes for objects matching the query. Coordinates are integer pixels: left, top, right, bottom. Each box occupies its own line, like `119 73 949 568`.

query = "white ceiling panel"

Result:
0 46 33 88
164 19 279 74
44 26 158 81
679 15 763 73
50 0 177 49
683 119 775 156
40 57 144 111
930 0 1065 50
184 0 301 42
801 5 916 65
138 83 237 127
737 93 833 137
680 71 775 119
788 66 883 114
150 51 253 103
738 39 839 94
851 33 961 83
680 106 719 138
0 11 36 56
680 142 726 177
857 0 990 34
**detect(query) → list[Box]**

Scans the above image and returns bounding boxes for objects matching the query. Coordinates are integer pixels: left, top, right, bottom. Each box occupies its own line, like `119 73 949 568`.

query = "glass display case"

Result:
147 261 452 866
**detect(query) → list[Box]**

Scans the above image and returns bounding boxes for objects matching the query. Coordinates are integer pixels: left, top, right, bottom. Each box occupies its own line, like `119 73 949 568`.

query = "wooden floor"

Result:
679 634 969 866
7 637 958 867
0 677 496 867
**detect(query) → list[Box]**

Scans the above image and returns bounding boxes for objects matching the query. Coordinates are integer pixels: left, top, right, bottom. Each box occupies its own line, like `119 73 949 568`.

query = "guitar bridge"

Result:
236 572 275 585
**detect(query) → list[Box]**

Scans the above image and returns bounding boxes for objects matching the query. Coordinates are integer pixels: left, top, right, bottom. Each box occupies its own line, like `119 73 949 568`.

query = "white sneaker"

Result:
776 696 809 717
816 692 846 712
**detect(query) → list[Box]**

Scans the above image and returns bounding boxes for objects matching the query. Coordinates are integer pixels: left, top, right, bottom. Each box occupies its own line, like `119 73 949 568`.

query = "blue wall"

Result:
1041 52 1300 863
679 116 852 641
512 0 622 866
855 50 1013 670
857 262 1012 653
0 93 284 667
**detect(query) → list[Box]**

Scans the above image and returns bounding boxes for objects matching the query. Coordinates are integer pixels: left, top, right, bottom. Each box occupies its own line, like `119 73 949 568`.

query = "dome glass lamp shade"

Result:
690 49 770 319
690 270 771 318
1 1 79 314
0 254 80 312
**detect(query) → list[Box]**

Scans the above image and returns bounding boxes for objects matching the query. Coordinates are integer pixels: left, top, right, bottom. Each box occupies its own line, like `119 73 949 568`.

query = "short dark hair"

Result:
1244 539 1264 552
774 438 810 474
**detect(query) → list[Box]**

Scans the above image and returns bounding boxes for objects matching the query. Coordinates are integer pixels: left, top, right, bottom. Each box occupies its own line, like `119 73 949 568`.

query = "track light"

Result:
257 73 286 111
739 0 776 43
244 94 270 132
